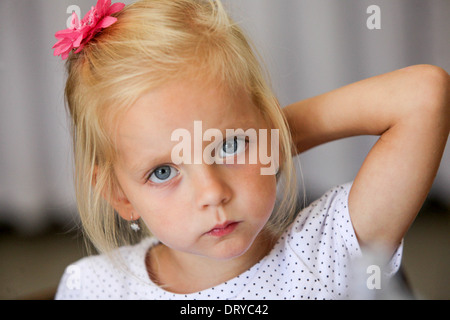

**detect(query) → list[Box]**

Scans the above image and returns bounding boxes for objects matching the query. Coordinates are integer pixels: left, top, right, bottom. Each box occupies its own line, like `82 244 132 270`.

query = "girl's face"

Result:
112 79 277 261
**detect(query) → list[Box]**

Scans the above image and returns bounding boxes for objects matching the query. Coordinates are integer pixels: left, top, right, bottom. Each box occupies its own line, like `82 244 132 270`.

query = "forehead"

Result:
114 79 264 167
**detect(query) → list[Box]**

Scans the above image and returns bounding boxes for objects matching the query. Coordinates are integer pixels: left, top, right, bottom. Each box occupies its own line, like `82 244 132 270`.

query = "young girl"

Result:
54 0 449 300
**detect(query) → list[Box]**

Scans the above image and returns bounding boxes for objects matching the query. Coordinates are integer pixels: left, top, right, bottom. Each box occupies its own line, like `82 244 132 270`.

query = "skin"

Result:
110 79 278 293
284 64 450 254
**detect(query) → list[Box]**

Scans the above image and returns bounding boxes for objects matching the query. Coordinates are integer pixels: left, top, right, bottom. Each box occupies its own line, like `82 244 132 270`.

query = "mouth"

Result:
205 221 240 237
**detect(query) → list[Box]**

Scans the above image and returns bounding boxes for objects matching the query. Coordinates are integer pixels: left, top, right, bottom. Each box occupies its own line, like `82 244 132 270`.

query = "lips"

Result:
205 221 240 237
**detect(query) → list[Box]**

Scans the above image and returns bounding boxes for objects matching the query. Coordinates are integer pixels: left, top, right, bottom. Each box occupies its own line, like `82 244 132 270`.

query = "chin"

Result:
207 236 255 261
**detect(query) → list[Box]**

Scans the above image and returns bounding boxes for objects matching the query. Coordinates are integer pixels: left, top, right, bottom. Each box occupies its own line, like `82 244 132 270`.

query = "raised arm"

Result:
283 64 450 254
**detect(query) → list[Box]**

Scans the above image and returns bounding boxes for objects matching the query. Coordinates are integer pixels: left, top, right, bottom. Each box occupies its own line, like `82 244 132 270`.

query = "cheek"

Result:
137 196 177 229
139 206 183 248
136 188 192 238
237 165 278 218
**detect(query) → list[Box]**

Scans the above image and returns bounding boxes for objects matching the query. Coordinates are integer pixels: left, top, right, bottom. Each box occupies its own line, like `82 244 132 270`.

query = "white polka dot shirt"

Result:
55 183 403 300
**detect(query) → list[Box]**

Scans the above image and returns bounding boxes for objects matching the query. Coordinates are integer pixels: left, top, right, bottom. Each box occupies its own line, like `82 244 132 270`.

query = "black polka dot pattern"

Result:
55 182 403 300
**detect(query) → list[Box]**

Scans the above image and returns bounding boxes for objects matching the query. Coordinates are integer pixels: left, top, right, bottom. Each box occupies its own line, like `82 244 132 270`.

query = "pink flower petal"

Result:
93 0 108 18
100 0 111 10
74 44 86 54
55 28 76 38
52 39 64 49
73 34 84 47
107 2 125 15
53 46 66 56
52 1 125 60
81 6 95 24
70 12 80 29
97 16 118 29
53 40 74 57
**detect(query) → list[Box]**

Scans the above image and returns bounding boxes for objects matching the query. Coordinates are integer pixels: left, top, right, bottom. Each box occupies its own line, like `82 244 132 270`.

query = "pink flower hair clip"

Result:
52 0 125 60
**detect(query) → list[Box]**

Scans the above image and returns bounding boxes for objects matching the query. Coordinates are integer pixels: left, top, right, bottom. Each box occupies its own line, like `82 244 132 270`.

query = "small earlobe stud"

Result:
130 213 140 232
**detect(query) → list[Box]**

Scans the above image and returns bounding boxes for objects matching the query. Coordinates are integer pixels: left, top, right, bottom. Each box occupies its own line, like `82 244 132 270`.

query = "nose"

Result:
191 164 232 210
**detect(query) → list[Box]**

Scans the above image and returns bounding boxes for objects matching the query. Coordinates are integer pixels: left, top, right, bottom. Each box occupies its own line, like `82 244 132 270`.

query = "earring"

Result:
130 213 140 232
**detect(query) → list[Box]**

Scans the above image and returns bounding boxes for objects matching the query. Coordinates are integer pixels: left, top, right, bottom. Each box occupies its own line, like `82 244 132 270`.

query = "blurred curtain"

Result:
229 0 450 201
0 0 449 234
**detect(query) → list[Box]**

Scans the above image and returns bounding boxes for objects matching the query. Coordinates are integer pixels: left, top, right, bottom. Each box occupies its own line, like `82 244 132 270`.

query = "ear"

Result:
93 165 139 221
110 187 136 222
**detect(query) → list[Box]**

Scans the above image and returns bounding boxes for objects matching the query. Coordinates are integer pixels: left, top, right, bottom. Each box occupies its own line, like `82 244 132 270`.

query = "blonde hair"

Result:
64 0 299 254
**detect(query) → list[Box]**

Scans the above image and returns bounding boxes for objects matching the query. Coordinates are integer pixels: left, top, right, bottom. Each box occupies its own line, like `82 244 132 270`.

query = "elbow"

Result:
404 64 450 129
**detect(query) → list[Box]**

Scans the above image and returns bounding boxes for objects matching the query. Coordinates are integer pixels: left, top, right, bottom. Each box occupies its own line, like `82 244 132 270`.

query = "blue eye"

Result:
148 165 178 184
218 136 247 158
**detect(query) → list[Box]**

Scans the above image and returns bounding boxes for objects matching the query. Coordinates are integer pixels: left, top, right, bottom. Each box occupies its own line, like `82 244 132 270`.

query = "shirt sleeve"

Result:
54 239 155 300
55 263 84 300
287 182 403 299
54 254 123 300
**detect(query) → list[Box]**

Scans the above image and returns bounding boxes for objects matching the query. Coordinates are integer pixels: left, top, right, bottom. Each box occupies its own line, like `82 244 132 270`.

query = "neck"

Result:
146 230 277 294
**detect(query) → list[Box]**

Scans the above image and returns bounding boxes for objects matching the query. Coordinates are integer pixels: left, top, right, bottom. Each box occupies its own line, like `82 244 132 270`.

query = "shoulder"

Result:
287 182 359 255
284 182 402 290
289 182 354 239
55 237 157 300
